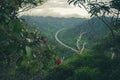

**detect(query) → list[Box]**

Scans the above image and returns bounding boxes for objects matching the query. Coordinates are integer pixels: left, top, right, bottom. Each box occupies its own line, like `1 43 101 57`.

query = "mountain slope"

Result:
22 16 109 57
22 16 86 40
58 17 109 47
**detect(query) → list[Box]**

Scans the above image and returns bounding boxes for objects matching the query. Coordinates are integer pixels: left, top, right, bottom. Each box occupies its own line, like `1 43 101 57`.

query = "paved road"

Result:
55 28 79 53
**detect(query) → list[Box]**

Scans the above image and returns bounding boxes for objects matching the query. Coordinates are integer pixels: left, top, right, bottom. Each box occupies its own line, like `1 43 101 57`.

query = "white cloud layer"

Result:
21 0 91 18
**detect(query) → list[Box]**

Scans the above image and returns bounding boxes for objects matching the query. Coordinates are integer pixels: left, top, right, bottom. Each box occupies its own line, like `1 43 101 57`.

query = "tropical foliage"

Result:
0 0 58 80
45 51 120 80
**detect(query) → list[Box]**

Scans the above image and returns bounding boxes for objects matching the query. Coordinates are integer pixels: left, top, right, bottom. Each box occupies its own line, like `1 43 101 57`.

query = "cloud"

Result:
21 0 90 18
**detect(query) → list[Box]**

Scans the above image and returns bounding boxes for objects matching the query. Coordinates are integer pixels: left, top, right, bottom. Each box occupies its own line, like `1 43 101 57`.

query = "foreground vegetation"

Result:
45 33 120 80
0 0 57 79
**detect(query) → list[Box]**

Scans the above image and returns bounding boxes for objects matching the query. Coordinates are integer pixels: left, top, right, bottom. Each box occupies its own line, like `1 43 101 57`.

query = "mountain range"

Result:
22 16 109 48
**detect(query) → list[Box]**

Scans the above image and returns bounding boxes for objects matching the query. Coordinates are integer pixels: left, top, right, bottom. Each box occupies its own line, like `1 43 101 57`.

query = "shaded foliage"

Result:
0 0 58 80
45 50 120 80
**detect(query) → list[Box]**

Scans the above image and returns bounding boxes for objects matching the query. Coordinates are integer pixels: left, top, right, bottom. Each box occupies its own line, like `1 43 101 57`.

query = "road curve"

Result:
55 28 79 53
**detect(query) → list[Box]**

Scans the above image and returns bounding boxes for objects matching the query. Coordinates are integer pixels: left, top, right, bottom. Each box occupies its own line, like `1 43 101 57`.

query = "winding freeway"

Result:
55 28 79 53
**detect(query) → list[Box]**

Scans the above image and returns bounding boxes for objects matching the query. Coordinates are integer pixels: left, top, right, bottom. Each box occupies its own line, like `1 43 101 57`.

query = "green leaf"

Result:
25 46 32 59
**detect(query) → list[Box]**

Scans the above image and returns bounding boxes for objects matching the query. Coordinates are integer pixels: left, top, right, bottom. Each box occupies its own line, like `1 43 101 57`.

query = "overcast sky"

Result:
22 0 90 18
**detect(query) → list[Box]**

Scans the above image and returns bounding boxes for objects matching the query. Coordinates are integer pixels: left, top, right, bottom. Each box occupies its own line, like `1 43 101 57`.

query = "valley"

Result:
22 16 109 57
22 16 108 47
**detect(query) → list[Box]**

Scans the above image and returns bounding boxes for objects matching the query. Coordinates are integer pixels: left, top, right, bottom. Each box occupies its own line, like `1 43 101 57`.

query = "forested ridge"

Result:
0 0 120 80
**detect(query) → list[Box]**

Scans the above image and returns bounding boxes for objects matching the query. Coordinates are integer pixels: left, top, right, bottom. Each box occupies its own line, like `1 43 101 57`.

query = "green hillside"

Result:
59 17 109 48
22 16 86 39
22 16 109 47
22 16 110 57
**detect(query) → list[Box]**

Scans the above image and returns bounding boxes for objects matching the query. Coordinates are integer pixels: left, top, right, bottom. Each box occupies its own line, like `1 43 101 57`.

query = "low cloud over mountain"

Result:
20 0 90 18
